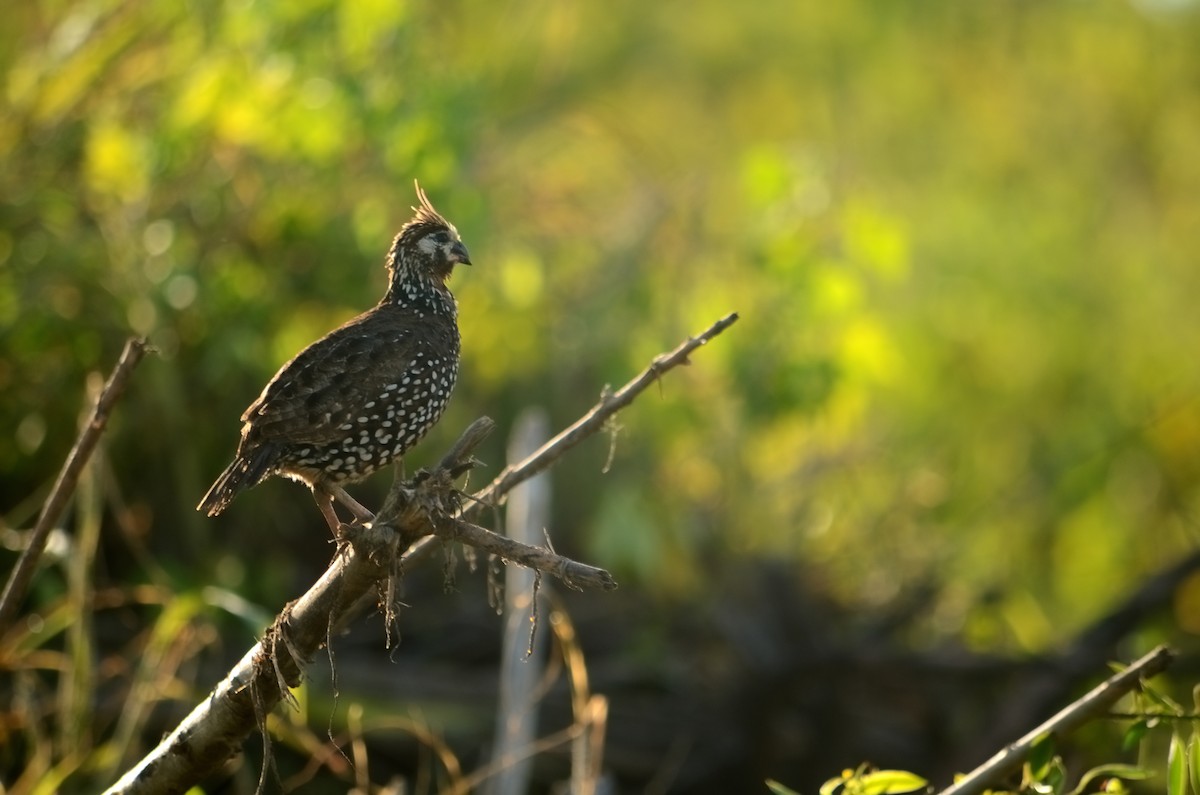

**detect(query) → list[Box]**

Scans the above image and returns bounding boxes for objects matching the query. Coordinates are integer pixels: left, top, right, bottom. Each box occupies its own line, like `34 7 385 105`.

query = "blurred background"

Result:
3 0 1200 792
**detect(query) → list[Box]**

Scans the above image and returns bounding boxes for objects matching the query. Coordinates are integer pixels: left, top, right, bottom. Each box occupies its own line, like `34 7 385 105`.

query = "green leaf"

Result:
767 779 802 795
1168 732 1187 795
1122 719 1149 752
1190 733 1200 795
1029 732 1057 781
1067 764 1153 795
1043 758 1067 795
819 774 847 795
1144 686 1187 717
856 770 928 795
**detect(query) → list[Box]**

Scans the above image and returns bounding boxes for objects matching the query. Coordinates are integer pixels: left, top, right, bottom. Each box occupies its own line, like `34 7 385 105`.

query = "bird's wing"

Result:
238 308 457 448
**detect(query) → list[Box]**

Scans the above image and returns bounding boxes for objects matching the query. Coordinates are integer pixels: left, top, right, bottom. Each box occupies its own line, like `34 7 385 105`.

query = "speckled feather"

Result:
198 185 469 517
241 304 459 478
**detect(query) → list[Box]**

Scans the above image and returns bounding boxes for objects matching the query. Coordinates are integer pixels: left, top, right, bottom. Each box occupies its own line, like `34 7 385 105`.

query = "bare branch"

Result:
470 312 738 514
106 314 737 792
370 419 615 591
399 312 740 567
935 644 1176 795
440 517 615 591
105 502 421 792
0 337 150 635
105 419 490 794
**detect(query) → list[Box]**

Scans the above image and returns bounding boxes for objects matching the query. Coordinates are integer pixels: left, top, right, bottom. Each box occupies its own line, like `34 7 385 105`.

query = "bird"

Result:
197 182 471 532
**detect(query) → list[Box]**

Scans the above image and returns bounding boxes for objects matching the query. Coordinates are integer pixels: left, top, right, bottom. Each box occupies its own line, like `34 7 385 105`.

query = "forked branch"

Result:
399 311 741 568
106 313 738 794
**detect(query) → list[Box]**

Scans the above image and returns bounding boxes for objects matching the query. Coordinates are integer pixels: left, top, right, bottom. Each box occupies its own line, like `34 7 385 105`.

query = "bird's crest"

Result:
387 181 461 274
410 180 454 233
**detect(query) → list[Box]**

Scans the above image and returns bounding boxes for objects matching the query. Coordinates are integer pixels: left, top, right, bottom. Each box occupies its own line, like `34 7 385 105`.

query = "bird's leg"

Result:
310 486 345 535
327 484 375 524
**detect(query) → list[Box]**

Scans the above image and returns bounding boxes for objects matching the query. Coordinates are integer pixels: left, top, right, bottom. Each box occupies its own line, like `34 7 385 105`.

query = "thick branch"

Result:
105 420 492 795
936 644 1176 795
0 337 150 635
371 422 615 591
107 314 737 792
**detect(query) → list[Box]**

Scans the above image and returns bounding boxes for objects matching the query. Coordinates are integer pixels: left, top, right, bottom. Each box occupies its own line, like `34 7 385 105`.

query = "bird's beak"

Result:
449 241 472 265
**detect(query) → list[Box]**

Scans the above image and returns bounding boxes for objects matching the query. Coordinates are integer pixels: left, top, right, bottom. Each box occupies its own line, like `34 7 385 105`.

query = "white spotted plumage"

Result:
197 183 471 521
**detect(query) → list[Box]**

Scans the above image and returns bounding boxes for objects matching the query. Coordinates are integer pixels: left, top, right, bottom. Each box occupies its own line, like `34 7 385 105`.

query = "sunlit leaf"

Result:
1190 732 1200 795
855 770 928 795
1067 764 1153 795
84 121 151 202
819 774 847 795
1168 732 1187 795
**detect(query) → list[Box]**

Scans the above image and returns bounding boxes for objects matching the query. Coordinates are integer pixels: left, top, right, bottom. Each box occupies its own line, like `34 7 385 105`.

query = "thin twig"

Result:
0 337 150 635
441 518 615 591
471 312 738 513
401 313 740 566
936 644 1176 795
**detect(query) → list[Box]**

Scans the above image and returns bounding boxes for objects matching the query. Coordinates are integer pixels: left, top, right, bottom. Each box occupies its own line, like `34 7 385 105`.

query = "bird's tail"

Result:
197 448 274 516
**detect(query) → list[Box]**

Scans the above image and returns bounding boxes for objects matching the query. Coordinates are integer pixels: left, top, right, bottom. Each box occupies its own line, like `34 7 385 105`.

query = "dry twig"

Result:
401 311 740 568
0 337 150 635
936 644 1176 795
106 314 737 793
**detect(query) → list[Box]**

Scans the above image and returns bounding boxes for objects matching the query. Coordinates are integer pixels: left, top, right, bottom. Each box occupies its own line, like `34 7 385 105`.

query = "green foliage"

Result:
4 0 1200 787
1028 731 1062 786
1117 678 1200 795
1189 731 1200 795
813 766 927 795
1169 733 1187 795
4 0 1200 641
1067 766 1153 795
796 744 1153 795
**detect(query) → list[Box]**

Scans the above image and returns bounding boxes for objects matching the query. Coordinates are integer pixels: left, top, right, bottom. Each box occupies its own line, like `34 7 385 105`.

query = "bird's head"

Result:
387 182 471 293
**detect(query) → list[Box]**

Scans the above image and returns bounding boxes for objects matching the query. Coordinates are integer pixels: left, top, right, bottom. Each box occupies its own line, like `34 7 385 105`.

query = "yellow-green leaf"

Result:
1189 733 1200 795
1168 732 1187 795
857 770 929 795
819 774 847 795
1068 764 1153 795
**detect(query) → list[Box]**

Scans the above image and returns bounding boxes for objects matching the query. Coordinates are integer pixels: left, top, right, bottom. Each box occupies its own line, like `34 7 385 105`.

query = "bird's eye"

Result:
431 232 449 243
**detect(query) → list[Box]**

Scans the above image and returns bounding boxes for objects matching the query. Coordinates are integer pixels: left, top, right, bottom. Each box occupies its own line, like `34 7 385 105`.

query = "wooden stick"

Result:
107 314 737 792
936 644 1176 795
471 312 739 513
399 312 740 567
0 338 150 635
